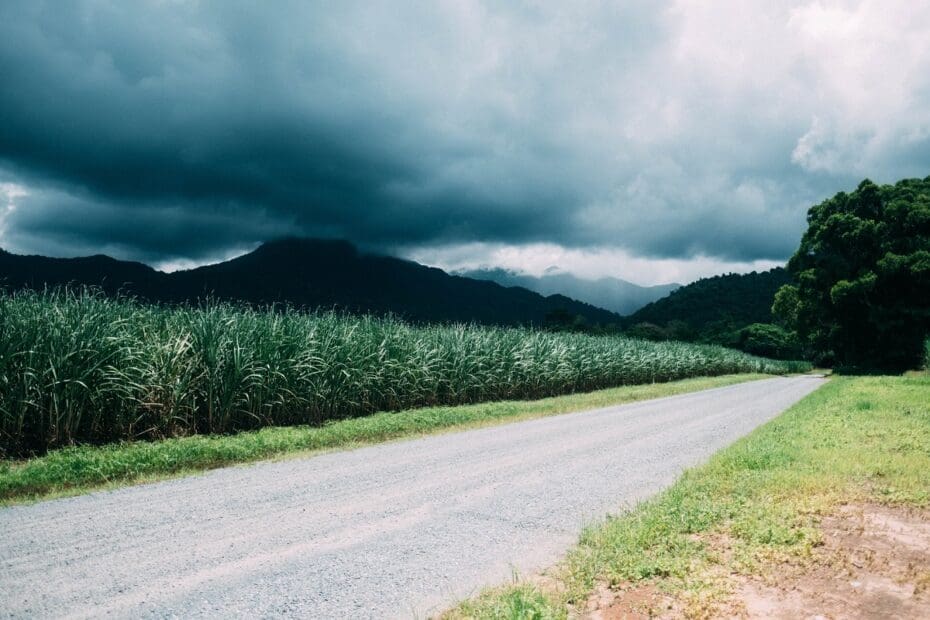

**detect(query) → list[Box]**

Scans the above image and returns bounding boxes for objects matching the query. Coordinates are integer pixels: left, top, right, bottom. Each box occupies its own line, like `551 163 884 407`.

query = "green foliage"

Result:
0 290 808 457
625 320 696 343
624 322 667 341
771 285 799 328
626 268 791 332
624 268 798 358
781 177 930 370
736 323 801 360
450 583 561 620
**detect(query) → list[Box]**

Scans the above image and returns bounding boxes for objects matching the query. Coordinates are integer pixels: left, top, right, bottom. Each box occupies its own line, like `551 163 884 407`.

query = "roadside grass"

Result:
448 374 930 619
0 374 768 505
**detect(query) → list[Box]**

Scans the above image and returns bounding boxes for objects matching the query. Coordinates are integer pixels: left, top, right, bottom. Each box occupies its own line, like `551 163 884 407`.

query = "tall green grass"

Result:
0 290 809 457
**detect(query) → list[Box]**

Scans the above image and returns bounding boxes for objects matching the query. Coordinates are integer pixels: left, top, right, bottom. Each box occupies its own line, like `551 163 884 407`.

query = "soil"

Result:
581 503 930 619
581 582 677 619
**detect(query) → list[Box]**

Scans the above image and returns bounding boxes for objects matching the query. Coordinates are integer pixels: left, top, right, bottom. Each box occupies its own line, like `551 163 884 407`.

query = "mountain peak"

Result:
0 239 623 327
255 237 358 256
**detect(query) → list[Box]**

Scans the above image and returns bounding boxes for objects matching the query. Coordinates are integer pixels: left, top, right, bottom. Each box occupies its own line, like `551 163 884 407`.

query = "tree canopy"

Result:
775 177 930 370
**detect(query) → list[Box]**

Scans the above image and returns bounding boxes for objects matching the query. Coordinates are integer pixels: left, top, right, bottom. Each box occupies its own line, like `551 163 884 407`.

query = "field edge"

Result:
0 373 771 505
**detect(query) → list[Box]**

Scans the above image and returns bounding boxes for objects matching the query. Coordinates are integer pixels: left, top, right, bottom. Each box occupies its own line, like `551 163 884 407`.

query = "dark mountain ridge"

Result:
0 239 623 327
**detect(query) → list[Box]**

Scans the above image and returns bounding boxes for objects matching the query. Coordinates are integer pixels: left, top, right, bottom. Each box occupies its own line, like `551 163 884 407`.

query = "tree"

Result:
737 323 800 359
775 177 930 370
626 322 667 341
544 308 589 332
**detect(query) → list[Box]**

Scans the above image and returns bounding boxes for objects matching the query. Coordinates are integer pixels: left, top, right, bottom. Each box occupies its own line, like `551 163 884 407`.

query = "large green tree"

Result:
775 177 930 370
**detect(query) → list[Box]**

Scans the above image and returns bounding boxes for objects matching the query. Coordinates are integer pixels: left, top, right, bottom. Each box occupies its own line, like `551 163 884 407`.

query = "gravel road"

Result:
0 376 824 619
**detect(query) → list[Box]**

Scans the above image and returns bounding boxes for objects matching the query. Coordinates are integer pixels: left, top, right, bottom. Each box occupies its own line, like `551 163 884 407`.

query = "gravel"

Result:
0 376 824 619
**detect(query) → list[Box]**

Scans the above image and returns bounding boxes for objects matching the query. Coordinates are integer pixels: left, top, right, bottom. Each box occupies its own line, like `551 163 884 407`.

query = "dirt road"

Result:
0 376 824 618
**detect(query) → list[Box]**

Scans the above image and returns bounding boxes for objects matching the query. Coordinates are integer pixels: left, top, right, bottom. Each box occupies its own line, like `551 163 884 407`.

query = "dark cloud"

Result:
1 1 929 269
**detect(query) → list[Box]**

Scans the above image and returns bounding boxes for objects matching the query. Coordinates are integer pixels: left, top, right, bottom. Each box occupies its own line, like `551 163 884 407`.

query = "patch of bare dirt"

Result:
580 581 678 619
582 503 930 619
731 503 930 619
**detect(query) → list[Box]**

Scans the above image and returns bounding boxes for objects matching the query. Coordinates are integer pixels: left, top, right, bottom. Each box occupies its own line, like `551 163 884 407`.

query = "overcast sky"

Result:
2 1 929 285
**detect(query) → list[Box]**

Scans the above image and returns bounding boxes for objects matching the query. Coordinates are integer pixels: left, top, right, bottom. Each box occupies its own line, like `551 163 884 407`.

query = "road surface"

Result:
0 375 824 619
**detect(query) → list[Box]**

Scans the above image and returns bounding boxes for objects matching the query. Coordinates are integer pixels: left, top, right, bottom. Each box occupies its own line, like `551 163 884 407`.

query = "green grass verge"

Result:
0 374 768 505
450 374 930 619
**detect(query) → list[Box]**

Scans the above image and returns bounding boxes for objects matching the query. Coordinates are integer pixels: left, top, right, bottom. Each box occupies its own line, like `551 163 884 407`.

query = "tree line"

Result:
602 176 929 372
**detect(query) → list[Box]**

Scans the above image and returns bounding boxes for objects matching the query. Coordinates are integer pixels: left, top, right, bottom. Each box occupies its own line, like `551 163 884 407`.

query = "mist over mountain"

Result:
0 239 623 328
460 268 680 316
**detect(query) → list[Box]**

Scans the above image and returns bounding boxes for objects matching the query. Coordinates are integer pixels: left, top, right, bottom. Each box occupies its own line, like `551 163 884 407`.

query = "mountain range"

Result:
460 268 679 315
0 239 624 327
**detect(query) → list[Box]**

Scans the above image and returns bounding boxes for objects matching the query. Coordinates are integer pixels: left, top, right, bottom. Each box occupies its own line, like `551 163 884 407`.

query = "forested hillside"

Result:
622 268 792 352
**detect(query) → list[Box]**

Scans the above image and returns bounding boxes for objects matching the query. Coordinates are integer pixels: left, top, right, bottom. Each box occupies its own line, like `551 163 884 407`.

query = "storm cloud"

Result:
2 1 930 279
